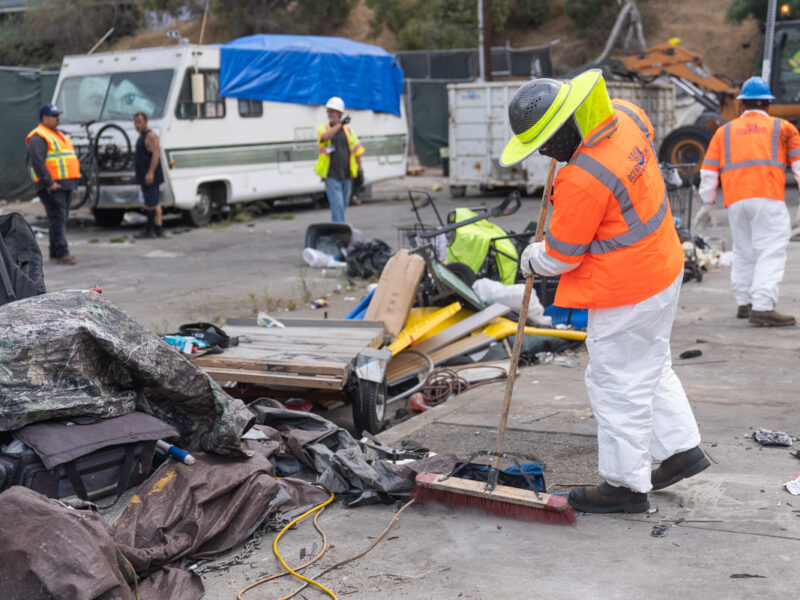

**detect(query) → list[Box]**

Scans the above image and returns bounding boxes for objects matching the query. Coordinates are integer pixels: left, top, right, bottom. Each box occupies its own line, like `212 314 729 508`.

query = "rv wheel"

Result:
92 208 125 228
182 186 213 227
449 185 466 198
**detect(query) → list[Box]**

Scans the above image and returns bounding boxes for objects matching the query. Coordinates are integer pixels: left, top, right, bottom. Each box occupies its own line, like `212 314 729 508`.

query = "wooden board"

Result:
409 303 510 355
386 333 496 386
203 368 344 390
191 322 385 390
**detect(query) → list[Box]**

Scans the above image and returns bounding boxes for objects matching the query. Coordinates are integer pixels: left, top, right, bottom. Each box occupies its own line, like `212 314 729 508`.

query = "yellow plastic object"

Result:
479 317 587 341
405 307 475 342
388 301 462 355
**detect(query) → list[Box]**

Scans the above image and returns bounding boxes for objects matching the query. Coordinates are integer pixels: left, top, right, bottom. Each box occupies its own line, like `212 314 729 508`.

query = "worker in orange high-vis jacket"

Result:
314 97 364 223
698 76 799 327
25 104 81 265
501 70 708 514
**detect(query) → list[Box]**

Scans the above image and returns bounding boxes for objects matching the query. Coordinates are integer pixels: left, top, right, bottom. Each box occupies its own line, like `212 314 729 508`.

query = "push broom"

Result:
412 158 576 525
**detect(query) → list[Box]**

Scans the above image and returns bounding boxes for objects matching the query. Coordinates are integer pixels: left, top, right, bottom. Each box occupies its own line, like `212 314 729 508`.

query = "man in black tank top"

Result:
133 112 165 238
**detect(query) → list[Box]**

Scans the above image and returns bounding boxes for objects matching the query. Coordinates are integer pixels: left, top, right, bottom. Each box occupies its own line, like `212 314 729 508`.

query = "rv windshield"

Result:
55 70 174 123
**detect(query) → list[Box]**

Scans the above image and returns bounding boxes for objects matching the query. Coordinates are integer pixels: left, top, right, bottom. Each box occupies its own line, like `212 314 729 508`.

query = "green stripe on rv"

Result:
166 136 406 169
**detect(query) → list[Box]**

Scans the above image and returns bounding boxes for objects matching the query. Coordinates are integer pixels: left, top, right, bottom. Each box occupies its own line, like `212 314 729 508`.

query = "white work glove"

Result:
520 242 539 278
694 203 714 231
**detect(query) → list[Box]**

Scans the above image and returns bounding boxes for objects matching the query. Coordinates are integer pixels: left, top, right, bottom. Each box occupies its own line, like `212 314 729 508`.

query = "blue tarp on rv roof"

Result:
219 35 404 116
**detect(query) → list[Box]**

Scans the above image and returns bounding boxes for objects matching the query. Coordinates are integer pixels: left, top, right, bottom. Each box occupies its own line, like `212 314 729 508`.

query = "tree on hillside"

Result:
143 0 359 37
365 0 552 50
564 0 618 31
727 0 800 23
0 0 140 66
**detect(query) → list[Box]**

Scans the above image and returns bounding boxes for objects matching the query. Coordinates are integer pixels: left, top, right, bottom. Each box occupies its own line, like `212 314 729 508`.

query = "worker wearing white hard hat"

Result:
314 97 365 222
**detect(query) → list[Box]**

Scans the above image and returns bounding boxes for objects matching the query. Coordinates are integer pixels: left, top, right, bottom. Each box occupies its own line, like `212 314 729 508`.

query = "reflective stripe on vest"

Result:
721 118 785 172
546 151 669 256
612 101 657 155
25 124 80 182
584 116 618 147
790 148 800 158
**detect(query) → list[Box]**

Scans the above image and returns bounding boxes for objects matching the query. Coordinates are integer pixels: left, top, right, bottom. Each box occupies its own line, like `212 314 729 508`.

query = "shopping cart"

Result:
662 162 703 283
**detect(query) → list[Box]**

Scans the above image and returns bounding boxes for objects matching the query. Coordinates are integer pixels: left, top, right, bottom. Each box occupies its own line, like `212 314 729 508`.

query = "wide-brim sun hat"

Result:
501 69 602 167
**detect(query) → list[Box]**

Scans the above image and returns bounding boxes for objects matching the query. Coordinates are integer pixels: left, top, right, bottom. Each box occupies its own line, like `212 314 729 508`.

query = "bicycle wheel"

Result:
72 153 98 210
95 123 132 172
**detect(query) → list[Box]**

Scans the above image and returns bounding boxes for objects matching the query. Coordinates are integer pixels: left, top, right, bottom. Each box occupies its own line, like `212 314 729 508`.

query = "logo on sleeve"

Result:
626 146 650 183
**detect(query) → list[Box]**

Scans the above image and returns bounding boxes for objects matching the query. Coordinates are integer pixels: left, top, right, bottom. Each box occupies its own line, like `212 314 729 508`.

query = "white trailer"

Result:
53 44 408 227
447 79 675 197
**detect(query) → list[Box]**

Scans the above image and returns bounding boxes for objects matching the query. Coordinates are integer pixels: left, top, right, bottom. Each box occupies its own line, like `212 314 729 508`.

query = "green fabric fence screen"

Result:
409 81 448 167
0 67 59 202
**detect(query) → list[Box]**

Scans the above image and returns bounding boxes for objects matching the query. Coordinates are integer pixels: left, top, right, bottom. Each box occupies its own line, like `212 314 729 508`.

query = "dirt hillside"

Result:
111 0 759 82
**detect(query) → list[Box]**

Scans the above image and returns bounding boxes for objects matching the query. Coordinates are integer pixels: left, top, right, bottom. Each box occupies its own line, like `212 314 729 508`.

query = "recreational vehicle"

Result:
53 36 408 227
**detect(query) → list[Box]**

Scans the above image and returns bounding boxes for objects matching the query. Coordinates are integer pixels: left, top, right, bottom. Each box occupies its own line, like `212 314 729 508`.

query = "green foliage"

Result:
0 0 140 66
727 0 800 23
366 0 553 50
565 0 618 31
509 0 553 26
207 0 358 37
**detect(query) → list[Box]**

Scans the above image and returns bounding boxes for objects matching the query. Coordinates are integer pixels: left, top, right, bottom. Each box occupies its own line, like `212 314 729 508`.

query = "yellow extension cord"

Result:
272 490 337 599
238 487 415 600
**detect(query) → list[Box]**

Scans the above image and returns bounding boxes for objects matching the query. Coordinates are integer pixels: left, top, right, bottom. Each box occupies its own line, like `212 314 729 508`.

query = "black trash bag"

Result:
0 213 46 307
345 239 395 279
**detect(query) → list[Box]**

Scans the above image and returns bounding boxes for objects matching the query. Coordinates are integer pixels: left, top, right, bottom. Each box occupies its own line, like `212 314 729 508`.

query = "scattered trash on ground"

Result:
752 428 796 447
679 349 702 359
650 524 668 538
783 474 800 495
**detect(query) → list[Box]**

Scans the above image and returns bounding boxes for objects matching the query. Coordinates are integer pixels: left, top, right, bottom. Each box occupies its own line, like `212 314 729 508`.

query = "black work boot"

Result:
135 212 156 239
568 481 649 514
154 225 165 238
736 303 751 319
748 309 796 327
651 446 710 491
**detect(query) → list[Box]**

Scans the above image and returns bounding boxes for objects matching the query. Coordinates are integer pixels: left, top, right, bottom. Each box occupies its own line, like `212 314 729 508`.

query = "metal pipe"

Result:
477 0 485 81
386 350 435 405
88 28 114 55
762 0 777 81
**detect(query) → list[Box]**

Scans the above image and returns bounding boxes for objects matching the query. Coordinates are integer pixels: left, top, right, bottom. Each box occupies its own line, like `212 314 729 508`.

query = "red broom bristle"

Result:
411 482 576 525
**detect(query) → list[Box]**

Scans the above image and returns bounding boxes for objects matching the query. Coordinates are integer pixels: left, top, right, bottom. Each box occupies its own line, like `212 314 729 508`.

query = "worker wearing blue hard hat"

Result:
736 76 775 100
697 76 799 326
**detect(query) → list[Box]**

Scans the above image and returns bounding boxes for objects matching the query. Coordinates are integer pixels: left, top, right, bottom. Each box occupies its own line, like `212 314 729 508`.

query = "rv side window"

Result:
238 99 263 118
176 69 225 119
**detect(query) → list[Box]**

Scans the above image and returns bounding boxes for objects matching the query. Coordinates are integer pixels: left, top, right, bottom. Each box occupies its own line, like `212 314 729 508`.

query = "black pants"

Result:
38 187 71 258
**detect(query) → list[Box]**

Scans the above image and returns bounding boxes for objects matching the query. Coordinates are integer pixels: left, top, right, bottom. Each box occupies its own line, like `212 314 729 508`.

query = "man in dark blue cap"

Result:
25 104 81 265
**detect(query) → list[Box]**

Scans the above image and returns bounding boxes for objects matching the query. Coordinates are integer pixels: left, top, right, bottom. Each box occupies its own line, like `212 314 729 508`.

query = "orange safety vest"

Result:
544 100 684 309
25 124 81 183
313 123 364 179
701 111 800 207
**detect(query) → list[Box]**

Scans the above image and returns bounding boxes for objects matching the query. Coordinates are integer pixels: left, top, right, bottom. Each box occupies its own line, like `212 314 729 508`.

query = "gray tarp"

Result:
0 289 254 455
251 403 461 505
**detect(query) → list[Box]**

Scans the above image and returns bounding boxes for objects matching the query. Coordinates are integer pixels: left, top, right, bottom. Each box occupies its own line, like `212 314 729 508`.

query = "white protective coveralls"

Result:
698 109 799 312
526 244 702 492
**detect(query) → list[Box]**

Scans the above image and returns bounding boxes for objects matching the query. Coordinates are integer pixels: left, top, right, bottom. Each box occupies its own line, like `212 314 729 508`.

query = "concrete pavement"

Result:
6 179 800 597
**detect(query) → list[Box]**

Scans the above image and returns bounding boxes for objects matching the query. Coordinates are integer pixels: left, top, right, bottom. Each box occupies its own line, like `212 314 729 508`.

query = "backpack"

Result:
0 213 46 307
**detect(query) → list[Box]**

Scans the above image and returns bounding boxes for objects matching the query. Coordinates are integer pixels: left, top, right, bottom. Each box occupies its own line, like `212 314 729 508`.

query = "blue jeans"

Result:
325 177 351 223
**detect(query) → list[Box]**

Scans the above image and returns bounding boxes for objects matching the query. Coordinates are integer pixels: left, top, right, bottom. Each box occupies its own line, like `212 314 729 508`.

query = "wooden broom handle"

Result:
493 158 557 463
